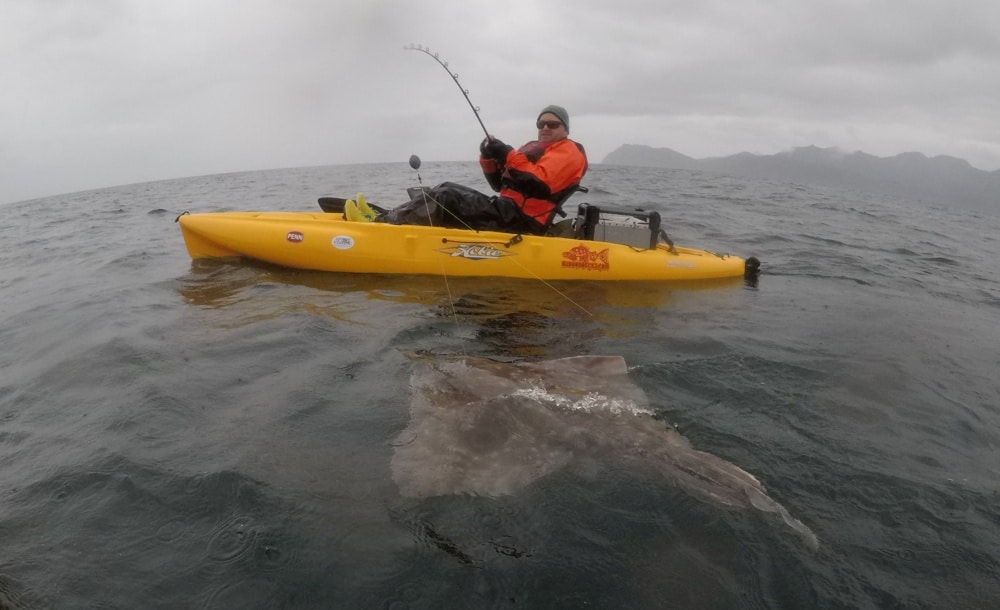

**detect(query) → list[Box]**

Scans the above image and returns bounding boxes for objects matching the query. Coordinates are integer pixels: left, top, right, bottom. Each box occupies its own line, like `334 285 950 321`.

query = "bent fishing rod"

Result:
404 44 491 140
402 44 591 317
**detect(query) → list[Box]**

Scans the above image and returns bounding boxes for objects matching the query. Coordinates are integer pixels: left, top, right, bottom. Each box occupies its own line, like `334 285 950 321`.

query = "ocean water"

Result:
1 161 998 609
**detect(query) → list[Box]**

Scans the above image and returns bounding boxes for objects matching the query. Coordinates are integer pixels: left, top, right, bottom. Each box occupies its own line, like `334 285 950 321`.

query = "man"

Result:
345 105 588 235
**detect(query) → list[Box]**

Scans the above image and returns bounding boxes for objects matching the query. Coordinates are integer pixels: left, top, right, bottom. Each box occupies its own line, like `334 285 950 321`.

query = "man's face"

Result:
536 113 567 143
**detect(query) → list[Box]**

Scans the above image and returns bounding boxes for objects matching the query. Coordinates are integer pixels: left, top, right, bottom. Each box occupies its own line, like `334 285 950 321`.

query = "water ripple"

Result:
206 514 258 564
3 163 1000 608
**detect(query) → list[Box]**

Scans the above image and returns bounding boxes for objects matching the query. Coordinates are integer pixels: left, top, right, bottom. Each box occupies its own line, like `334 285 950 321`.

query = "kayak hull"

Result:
178 211 747 281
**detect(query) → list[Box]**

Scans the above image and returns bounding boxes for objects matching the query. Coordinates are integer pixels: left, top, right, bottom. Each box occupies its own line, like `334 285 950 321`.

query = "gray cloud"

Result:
3 0 998 205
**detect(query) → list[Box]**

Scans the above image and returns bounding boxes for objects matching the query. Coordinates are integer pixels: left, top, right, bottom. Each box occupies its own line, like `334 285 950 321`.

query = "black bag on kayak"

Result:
381 182 542 234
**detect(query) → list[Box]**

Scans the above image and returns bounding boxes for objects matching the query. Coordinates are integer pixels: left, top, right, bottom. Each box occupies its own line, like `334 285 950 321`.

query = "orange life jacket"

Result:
480 138 588 227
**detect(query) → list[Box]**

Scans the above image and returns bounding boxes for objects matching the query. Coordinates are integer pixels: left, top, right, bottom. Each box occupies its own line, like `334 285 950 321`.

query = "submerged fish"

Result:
390 355 818 549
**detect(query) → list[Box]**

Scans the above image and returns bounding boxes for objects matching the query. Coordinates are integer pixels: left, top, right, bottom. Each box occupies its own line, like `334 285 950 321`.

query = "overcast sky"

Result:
3 0 999 204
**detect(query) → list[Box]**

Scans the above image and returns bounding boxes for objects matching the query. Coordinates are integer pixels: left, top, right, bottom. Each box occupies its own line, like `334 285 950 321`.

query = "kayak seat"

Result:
551 185 589 220
543 184 588 237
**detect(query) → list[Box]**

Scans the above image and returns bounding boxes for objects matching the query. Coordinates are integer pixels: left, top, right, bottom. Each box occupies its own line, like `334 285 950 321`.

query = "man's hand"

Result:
480 137 513 161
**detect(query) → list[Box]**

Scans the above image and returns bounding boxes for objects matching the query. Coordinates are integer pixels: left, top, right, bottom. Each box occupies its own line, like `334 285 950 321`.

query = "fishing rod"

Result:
403 45 592 318
404 44 491 139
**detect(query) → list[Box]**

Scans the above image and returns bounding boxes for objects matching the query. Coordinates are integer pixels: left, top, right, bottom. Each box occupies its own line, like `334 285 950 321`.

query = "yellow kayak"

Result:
177 209 754 282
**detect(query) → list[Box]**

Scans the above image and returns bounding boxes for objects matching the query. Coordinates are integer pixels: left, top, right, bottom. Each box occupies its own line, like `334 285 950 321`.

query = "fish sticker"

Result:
562 244 610 271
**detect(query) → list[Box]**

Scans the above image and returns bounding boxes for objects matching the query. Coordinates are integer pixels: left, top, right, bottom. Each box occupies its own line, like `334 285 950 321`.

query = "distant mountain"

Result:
603 144 999 212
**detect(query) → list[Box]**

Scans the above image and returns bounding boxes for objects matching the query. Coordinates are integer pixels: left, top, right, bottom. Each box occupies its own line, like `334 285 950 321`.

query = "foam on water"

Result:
511 386 651 415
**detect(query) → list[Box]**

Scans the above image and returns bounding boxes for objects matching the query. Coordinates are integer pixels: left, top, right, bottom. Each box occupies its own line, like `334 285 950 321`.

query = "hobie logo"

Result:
331 235 355 250
286 231 304 243
439 243 508 260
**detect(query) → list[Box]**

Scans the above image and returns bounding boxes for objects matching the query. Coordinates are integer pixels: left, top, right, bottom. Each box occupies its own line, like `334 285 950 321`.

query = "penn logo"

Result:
286 231 305 243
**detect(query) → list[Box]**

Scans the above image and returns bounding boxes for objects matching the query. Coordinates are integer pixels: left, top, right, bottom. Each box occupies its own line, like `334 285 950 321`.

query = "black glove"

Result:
480 137 513 161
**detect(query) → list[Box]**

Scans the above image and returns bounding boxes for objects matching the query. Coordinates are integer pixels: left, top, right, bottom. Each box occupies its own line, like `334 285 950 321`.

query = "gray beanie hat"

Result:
537 105 570 131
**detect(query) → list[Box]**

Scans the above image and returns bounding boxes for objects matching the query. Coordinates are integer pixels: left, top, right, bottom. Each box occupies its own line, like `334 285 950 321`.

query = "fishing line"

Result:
409 155 466 350
404 154 593 318
402 45 593 318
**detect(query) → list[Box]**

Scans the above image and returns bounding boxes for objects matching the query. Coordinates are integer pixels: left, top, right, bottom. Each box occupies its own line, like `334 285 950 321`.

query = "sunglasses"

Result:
536 120 564 129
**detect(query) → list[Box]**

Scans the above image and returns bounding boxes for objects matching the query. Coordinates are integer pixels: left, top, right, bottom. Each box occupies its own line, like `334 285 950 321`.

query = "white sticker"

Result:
331 235 355 250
